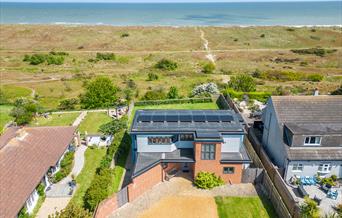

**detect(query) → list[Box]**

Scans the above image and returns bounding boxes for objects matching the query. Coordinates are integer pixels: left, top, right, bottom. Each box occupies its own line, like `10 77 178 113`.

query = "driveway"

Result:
110 176 258 218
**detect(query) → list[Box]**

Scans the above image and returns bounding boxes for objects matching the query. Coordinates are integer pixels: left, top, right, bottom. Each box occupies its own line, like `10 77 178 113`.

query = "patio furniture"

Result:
165 168 178 181
321 183 332 193
301 177 307 185
307 176 316 185
313 195 322 205
298 185 309 198
327 190 338 200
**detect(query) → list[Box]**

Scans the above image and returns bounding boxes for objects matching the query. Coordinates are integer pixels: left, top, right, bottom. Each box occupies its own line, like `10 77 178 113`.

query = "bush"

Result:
291 48 337 57
99 117 127 135
191 82 219 97
47 55 65 65
300 197 320 218
194 172 224 189
306 74 324 82
202 62 216 74
167 86 179 99
155 59 178 71
121 33 129 38
10 98 39 125
37 183 45 196
52 151 74 183
331 175 337 181
223 89 271 103
49 202 91 218
147 72 159 81
23 52 67 65
18 207 29 218
23 54 46 65
96 53 116 61
337 204 342 216
141 89 167 101
260 34 265 38
58 98 78 110
228 74 256 92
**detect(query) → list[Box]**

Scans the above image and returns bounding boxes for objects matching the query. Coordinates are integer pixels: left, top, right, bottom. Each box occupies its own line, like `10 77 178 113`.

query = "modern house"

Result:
261 96 342 182
0 126 77 218
130 110 251 184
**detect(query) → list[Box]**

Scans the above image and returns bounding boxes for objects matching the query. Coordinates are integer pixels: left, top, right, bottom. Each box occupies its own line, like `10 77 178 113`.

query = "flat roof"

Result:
131 110 244 134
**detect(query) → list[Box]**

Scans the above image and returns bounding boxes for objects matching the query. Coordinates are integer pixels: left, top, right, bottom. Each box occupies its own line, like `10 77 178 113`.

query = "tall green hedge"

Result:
223 89 271 103
135 97 212 106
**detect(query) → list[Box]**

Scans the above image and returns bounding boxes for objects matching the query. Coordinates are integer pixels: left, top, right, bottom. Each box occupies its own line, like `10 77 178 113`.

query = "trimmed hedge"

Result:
135 97 212 106
223 89 271 103
194 171 224 189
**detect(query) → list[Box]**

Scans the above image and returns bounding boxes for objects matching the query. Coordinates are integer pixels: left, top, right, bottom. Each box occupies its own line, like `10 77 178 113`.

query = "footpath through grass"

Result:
78 112 112 134
30 112 80 127
215 196 277 218
69 148 107 207
0 105 13 133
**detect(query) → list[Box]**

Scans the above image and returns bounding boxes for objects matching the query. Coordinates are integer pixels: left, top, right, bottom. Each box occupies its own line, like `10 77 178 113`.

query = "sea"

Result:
0 1 341 26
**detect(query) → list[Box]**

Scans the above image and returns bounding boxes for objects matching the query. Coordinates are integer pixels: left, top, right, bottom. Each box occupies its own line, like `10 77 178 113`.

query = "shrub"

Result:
337 204 342 216
49 202 91 218
18 207 29 218
141 89 167 101
10 98 39 125
52 151 74 183
300 197 320 218
321 177 335 187
121 33 129 38
286 28 295 31
223 89 271 103
23 52 67 65
291 48 337 57
191 82 219 97
331 175 337 181
147 72 159 81
58 98 78 110
47 55 65 65
23 54 46 65
135 97 212 106
96 53 116 61
167 86 179 99
194 172 224 189
306 73 324 82
202 62 216 74
260 34 265 38
37 183 45 196
155 59 178 71
99 117 127 135
228 74 256 92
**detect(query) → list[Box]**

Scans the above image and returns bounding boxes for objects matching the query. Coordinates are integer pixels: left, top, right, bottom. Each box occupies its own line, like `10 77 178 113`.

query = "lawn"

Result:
0 105 13 133
69 147 107 207
30 112 80 127
215 196 277 218
78 112 112 134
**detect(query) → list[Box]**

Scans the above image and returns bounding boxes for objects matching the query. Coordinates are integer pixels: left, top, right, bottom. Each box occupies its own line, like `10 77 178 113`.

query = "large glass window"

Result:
304 136 321 145
292 163 304 172
180 134 194 141
318 163 332 173
148 136 176 145
201 144 215 160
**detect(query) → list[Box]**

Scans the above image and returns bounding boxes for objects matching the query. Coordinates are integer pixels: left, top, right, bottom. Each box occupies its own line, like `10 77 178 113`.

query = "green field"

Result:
30 112 80 127
0 105 13 133
70 148 107 207
78 112 112 134
1 85 32 100
215 196 277 218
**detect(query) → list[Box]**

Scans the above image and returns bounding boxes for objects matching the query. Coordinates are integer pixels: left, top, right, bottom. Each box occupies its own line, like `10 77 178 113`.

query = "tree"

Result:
10 98 39 125
99 118 127 135
48 202 92 218
58 98 78 110
167 86 179 99
80 77 118 109
202 62 215 74
300 197 320 218
228 74 256 92
155 59 178 71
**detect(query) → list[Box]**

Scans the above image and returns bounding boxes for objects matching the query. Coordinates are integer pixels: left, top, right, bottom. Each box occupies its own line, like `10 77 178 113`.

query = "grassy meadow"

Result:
0 25 341 111
78 112 112 134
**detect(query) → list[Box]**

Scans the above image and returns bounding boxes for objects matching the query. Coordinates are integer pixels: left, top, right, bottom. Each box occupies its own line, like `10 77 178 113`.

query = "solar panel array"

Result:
137 111 234 123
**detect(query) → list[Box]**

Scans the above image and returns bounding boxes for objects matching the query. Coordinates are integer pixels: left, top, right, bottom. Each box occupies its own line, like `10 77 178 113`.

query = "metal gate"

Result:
117 186 128 207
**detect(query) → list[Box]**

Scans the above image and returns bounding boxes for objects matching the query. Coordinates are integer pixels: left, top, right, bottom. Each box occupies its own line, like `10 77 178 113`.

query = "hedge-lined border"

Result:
135 97 212 106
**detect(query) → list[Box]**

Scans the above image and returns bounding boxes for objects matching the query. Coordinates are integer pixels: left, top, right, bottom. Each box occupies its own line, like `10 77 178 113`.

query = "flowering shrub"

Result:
191 83 219 97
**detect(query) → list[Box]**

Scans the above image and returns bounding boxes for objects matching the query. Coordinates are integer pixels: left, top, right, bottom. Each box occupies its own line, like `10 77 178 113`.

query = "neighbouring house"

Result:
130 110 251 185
0 126 77 218
86 134 113 147
261 96 342 182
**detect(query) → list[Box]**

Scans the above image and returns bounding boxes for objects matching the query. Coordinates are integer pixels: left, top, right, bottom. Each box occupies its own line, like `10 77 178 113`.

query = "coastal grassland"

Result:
69 147 107 207
30 112 80 126
0 105 13 132
215 196 277 218
0 25 341 111
203 26 342 49
78 112 112 134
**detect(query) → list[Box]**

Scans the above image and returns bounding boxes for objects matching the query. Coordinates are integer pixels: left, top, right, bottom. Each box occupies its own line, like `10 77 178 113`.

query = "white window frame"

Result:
304 136 321 146
292 163 304 172
318 163 332 173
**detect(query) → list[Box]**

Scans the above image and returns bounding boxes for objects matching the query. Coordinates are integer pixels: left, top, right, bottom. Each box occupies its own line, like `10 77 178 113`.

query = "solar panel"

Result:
206 115 220 122
193 115 206 122
152 115 165 122
179 115 192 122
165 115 179 122
220 115 233 122
138 115 152 122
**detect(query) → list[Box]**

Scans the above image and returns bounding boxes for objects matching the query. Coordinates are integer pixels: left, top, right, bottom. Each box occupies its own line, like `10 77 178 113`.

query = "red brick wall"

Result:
95 194 118 218
193 142 243 184
128 164 163 202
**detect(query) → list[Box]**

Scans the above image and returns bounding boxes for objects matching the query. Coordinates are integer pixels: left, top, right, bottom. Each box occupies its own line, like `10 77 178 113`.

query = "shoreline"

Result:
1 23 342 28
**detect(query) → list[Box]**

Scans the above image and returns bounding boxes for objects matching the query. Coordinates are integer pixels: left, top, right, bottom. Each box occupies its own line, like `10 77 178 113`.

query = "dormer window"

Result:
304 136 321 146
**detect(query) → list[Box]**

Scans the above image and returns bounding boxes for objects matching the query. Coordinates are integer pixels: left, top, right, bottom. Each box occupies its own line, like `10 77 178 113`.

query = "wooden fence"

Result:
247 128 301 218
